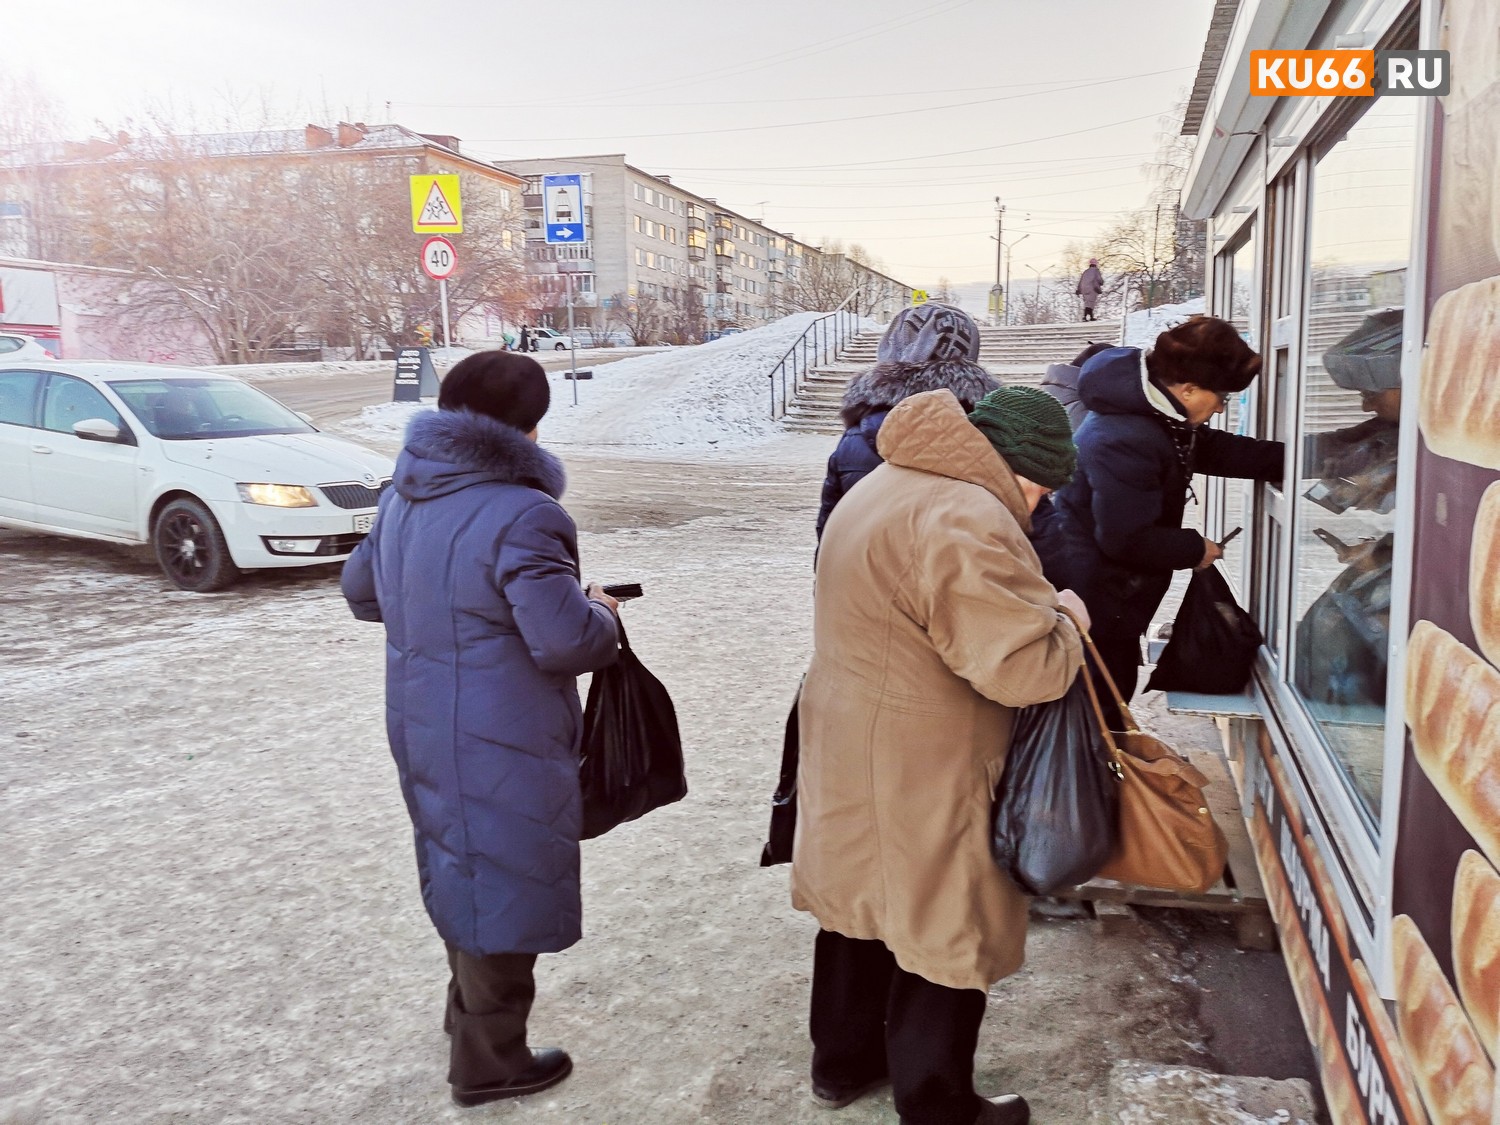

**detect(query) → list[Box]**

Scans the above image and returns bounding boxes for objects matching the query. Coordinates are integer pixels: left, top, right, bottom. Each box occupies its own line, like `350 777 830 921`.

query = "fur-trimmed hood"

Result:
840 359 999 427
394 408 567 501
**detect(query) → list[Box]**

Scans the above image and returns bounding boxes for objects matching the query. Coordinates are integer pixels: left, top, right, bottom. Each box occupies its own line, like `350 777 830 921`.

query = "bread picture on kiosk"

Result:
1406 621 1500 869
1452 850 1500 1064
1473 482 1500 667
1420 276 1500 470
1392 914 1494 1124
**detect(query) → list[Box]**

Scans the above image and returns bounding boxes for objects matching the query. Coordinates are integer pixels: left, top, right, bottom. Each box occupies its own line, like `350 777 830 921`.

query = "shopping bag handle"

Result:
1075 628 1143 736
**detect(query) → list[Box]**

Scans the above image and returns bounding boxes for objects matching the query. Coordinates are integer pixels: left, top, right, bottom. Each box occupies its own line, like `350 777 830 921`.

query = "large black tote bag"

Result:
579 622 687 840
759 686 801 867
1145 565 1263 695
991 669 1121 895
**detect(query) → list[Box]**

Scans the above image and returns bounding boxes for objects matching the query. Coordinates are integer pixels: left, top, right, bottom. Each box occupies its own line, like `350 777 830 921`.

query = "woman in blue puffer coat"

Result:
1032 316 1283 727
815 304 997 542
342 352 620 1109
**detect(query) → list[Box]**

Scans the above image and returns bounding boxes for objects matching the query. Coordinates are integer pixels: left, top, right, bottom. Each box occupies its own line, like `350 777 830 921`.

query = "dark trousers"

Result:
810 930 987 1125
1088 630 1142 733
1082 306 1096 321
443 943 538 1090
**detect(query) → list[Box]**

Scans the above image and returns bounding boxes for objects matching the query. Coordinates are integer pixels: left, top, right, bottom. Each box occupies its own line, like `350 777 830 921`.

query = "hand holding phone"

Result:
600 582 643 601
1220 526 1243 546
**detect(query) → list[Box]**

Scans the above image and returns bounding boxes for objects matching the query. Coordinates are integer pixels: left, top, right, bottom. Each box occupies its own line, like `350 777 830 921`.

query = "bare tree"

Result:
611 291 662 345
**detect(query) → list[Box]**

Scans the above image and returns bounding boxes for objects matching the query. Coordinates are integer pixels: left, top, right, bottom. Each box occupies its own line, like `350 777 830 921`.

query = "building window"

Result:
1288 94 1420 829
636 248 647 266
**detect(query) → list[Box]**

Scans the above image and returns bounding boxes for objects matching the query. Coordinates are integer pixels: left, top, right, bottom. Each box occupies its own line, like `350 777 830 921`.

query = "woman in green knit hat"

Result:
793 385 1089 1125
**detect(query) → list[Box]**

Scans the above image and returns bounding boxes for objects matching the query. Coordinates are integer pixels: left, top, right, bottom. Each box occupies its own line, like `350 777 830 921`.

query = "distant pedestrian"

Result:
796 385 1089 1125
816 303 997 542
342 351 621 1108
1076 259 1104 322
518 325 532 353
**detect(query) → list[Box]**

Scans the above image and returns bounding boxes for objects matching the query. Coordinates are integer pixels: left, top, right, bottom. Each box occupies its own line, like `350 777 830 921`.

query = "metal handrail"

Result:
767 292 862 421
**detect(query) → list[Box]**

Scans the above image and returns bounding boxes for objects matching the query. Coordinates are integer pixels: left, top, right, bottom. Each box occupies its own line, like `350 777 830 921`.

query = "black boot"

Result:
452 1049 573 1107
976 1093 1030 1124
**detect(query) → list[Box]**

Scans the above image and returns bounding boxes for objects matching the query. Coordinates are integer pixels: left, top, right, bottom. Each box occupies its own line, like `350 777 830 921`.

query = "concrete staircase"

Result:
782 321 1121 434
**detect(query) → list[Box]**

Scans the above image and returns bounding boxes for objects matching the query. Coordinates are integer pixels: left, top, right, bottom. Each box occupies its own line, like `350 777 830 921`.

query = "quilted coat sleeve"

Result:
1193 428 1284 483
909 495 1083 710
1084 428 1205 574
815 445 846 542
495 500 620 676
340 523 382 622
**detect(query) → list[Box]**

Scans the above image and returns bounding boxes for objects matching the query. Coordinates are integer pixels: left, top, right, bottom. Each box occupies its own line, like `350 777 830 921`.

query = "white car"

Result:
529 327 576 351
0 333 55 361
0 361 395 592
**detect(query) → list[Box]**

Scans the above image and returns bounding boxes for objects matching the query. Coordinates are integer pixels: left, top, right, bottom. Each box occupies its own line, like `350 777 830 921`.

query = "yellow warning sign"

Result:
410 175 463 234
911 289 929 306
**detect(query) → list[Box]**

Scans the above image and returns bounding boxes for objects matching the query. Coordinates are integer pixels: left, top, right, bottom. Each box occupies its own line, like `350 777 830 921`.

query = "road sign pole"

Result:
567 273 578 407
439 278 452 351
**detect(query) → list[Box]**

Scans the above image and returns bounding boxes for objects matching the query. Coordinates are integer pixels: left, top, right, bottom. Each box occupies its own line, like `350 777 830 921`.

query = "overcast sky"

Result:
11 0 1214 289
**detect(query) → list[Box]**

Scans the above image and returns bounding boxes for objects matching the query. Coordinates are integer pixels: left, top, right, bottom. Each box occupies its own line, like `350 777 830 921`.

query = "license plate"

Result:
353 512 376 533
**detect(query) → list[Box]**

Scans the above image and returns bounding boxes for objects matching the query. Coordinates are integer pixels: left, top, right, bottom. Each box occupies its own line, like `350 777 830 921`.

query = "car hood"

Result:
158 431 395 484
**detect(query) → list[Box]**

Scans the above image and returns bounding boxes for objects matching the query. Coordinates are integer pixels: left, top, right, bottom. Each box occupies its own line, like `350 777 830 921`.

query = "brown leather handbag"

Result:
1078 632 1229 894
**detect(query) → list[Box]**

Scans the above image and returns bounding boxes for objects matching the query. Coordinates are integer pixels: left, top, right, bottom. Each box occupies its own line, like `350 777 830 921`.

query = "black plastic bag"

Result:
579 622 686 840
991 671 1120 895
759 687 801 867
1146 565 1263 695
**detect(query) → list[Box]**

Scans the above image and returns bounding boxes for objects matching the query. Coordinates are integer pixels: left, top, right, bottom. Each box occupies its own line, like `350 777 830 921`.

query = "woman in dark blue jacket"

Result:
342 352 620 1108
816 304 996 540
1033 317 1283 724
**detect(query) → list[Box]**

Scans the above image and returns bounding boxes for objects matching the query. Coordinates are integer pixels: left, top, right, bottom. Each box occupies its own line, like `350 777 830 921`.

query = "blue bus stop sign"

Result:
543 174 585 244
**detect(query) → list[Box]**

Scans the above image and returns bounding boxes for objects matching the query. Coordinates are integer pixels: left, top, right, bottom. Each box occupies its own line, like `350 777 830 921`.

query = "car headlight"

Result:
237 483 317 507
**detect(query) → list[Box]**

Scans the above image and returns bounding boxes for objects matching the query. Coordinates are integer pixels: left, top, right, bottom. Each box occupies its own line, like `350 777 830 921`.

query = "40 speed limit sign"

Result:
420 236 457 280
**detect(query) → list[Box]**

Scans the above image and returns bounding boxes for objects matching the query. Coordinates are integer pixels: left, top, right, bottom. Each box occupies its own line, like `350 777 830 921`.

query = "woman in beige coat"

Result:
793 386 1090 1125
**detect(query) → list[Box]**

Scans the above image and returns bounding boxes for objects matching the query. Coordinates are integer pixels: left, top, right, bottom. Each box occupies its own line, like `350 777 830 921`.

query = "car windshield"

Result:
106 377 315 440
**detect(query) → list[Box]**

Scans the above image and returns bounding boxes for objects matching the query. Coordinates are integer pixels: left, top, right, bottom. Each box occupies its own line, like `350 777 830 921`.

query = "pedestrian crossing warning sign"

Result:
410 175 463 234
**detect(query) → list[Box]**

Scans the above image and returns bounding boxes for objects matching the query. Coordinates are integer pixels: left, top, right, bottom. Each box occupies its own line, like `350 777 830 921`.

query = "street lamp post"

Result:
1025 264 1045 324
1000 234 1029 326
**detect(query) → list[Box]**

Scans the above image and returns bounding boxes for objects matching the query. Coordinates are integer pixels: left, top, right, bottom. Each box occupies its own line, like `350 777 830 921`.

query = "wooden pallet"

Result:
1055 741 1276 951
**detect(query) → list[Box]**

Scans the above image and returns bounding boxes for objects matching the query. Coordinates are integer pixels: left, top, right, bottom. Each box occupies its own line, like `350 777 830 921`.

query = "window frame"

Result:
0 368 47 428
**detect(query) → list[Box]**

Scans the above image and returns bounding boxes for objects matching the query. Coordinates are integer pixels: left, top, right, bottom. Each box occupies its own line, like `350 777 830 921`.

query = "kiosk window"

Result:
1291 96 1419 826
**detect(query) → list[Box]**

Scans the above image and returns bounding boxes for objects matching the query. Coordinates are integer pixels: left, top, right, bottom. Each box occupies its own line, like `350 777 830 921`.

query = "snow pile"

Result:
1120 297 1207 348
217 359 394 383
335 313 863 452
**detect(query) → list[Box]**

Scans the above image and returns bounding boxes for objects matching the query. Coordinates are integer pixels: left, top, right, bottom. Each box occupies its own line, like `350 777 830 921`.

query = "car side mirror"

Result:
74 418 126 443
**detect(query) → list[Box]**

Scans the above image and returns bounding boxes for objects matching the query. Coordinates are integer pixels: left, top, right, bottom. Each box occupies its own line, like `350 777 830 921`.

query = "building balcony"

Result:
688 245 706 261
688 216 706 231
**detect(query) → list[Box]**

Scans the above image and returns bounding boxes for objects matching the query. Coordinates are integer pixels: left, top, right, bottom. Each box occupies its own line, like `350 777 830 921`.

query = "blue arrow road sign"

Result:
543 173 585 245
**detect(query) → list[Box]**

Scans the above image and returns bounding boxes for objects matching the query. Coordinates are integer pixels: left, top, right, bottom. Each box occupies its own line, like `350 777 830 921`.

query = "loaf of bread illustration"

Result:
1473 483 1500 667
1421 277 1500 470
1405 622 1500 869
1440 0 1500 111
1452 850 1500 1063
1393 914 1494 1124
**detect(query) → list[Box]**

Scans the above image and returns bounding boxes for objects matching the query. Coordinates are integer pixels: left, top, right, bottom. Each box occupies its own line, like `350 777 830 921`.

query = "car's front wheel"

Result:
554 342 567 350
153 498 239 592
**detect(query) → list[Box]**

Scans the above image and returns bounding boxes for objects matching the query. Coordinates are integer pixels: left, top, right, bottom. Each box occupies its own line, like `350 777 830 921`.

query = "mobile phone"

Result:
1220 526 1243 546
601 583 643 600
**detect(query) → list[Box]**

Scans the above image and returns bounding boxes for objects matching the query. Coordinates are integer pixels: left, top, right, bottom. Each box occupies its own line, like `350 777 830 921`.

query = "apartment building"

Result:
499 154 909 340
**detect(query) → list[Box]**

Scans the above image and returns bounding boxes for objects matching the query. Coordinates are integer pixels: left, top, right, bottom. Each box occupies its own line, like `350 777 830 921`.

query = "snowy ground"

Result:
334 314 862 454
0 322 1316 1124
1120 298 1208 348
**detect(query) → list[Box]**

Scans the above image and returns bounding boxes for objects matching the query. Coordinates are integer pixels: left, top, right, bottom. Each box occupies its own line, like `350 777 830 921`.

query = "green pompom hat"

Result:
967 386 1077 490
